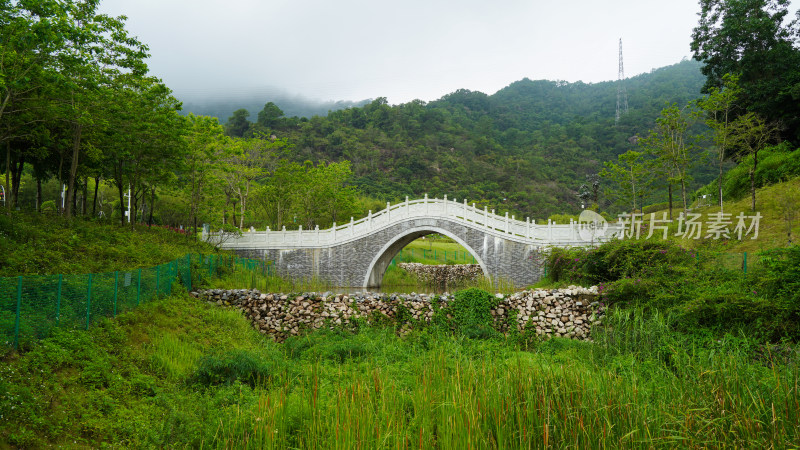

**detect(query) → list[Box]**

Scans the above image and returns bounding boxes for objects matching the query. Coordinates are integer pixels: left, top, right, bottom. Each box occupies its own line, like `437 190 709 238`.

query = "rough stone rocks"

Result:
397 263 482 286
191 285 605 343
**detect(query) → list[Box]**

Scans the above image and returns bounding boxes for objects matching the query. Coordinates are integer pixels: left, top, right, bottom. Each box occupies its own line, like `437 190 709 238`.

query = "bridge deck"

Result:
207 196 621 249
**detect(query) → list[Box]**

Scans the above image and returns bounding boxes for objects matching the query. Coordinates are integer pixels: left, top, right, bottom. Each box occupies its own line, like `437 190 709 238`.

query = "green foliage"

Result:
442 288 500 338
191 349 275 388
719 144 800 200
3 290 800 448
691 0 800 143
0 211 215 276
178 61 712 220
544 238 800 340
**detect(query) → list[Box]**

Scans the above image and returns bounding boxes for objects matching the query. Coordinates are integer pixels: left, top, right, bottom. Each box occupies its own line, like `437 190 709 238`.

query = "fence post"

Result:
137 268 142 306
113 271 119 317
56 274 63 326
14 276 22 350
85 274 93 330
186 254 192 290
743 252 748 274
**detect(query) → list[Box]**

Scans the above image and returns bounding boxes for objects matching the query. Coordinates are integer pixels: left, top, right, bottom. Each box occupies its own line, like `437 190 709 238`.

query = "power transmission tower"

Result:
615 38 628 126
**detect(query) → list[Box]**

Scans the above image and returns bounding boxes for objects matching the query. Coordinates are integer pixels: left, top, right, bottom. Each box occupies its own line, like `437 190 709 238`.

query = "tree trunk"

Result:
239 181 250 229
630 168 637 213
718 161 724 210
36 177 42 212
4 141 9 211
148 186 155 226
57 149 65 214
81 176 88 216
65 123 82 218
751 150 758 212
114 163 125 226
72 180 78 214
680 177 688 213
92 176 100 217
10 154 24 209
668 184 673 220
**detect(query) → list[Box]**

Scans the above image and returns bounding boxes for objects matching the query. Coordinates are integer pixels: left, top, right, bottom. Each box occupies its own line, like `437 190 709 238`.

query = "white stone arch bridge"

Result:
206 195 622 289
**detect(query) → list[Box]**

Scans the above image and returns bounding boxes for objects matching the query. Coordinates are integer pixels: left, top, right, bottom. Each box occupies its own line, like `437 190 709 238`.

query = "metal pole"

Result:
85 274 93 330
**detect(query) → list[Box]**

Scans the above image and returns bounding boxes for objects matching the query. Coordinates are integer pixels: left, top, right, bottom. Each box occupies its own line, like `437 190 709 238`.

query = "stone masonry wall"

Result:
233 217 545 288
192 286 604 342
397 263 483 285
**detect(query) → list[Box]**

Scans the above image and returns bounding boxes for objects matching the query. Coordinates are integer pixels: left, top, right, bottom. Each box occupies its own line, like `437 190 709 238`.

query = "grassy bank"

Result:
0 211 217 276
1 290 798 448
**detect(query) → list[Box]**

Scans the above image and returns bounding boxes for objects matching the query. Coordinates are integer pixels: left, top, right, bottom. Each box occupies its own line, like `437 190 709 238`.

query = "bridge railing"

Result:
206 195 623 248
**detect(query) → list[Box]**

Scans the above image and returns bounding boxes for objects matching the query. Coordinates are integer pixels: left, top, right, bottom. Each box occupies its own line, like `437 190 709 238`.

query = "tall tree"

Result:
691 0 800 143
225 109 252 137
696 74 742 209
600 150 653 214
639 104 698 215
729 112 778 211
184 114 226 234
256 102 285 131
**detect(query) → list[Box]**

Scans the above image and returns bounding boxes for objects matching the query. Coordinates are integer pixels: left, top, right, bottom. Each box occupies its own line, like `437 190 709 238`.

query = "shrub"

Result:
191 349 273 388
446 288 500 338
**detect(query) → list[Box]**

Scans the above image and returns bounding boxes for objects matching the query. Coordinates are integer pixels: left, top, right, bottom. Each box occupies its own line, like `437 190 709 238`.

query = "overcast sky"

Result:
96 0 793 105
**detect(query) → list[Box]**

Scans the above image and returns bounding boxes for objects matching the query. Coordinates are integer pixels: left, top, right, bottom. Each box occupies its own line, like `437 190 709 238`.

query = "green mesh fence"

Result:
1 254 208 353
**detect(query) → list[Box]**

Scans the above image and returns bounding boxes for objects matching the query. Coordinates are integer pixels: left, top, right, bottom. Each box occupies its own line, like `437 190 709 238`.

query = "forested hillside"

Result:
224 60 711 217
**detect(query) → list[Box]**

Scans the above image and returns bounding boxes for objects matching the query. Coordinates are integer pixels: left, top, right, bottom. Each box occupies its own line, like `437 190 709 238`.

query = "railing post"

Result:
491 210 495 229
505 212 509 234
368 211 372 230
424 193 429 215
526 217 531 239
85 273 93 330
386 202 391 223
548 219 553 240
484 206 488 228
316 225 320 244
113 271 119 317
332 222 337 242
463 199 468 222
14 276 22 350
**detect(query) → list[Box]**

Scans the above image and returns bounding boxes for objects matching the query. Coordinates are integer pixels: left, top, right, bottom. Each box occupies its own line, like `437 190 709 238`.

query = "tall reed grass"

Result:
206 322 800 449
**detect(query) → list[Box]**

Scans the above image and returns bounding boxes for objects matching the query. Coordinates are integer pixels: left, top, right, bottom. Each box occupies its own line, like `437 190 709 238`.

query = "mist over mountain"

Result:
178 89 372 121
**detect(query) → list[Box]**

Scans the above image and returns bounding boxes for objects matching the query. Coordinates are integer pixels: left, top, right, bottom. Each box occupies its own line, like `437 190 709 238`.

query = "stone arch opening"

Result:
363 226 489 289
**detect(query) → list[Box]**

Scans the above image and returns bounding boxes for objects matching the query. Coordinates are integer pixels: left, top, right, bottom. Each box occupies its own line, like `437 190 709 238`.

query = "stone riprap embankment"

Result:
397 263 483 285
191 286 604 342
